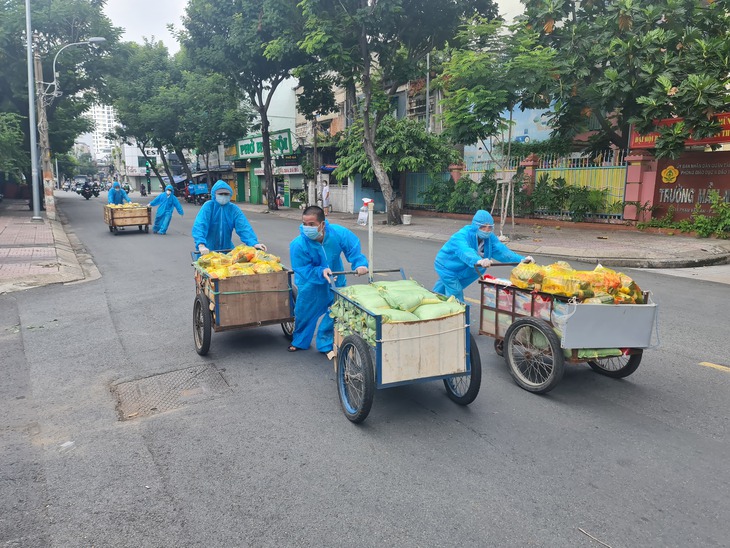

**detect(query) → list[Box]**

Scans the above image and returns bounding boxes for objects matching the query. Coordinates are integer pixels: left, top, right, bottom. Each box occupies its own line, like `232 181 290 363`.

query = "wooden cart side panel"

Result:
380 314 466 385
104 205 151 226
214 270 291 327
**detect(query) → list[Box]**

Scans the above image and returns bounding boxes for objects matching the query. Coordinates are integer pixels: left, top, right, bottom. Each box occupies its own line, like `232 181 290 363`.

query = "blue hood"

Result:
211 180 232 196
112 182 121 189
472 210 494 228
165 184 174 192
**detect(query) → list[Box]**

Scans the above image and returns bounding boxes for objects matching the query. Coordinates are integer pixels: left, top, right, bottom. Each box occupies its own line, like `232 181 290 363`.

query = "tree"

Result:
0 0 117 179
336 116 460 185
518 0 730 158
180 0 308 210
0 113 27 181
181 71 252 186
299 0 498 224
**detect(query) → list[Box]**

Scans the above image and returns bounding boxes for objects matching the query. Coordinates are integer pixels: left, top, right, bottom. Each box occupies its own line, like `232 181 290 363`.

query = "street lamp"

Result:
31 36 106 221
41 37 107 104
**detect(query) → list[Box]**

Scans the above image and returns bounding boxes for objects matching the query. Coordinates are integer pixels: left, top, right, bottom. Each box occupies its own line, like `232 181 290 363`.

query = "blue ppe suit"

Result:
290 221 368 352
191 180 259 250
433 210 523 301
108 182 130 205
150 185 184 234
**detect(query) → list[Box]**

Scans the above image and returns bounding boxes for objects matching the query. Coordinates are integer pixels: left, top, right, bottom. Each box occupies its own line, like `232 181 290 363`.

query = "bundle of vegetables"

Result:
510 262 643 303
196 245 284 279
331 280 466 346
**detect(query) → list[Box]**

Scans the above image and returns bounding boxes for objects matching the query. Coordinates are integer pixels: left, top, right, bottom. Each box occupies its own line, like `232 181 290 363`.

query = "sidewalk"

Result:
0 198 98 295
2 196 729 295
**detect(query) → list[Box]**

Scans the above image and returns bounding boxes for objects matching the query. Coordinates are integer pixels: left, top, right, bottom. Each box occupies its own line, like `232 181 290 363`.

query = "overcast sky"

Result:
103 0 524 54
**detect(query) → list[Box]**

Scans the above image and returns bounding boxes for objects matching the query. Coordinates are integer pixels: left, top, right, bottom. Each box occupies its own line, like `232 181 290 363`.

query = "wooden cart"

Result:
330 271 481 423
478 278 658 394
104 204 151 235
192 260 295 356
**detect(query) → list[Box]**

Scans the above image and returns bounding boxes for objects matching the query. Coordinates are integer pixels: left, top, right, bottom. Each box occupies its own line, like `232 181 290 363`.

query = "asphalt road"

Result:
1 192 729 547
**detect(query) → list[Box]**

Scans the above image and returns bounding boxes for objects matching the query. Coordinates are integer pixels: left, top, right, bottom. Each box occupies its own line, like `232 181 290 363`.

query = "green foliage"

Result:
529 174 607 222
419 175 455 213
518 0 730 156
637 192 730 238
336 117 460 183
0 0 117 175
0 113 27 180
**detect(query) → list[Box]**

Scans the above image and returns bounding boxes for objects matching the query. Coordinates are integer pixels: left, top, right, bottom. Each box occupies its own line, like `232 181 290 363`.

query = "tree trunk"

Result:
362 137 401 224
259 105 278 210
157 147 175 191
175 147 193 183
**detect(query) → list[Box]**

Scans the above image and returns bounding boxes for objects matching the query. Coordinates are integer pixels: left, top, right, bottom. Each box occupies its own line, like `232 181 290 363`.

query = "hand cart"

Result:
104 204 151 235
191 251 296 355
330 269 481 423
478 276 658 394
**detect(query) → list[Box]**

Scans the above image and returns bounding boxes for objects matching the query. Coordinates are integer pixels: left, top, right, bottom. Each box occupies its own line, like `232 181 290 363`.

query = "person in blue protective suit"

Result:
288 205 368 353
149 184 184 234
192 180 267 254
108 181 130 205
433 210 534 301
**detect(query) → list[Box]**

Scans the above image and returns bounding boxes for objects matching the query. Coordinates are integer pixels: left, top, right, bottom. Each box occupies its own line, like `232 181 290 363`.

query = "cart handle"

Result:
329 268 403 276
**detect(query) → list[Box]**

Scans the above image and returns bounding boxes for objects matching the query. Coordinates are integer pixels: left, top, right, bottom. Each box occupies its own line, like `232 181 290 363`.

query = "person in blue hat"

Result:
288 205 368 353
108 181 130 205
433 210 533 301
192 180 266 254
149 184 184 234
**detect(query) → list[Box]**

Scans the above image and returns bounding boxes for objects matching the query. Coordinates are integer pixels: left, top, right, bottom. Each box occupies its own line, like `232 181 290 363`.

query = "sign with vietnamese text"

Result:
654 151 730 220
630 112 730 149
237 129 294 159
253 165 303 176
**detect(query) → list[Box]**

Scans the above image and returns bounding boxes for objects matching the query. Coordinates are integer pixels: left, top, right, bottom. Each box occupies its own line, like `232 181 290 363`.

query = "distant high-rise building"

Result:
86 104 118 162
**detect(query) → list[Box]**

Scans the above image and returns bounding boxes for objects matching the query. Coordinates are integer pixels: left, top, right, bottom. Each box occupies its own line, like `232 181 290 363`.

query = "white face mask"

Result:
166 190 171 195
216 193 231 206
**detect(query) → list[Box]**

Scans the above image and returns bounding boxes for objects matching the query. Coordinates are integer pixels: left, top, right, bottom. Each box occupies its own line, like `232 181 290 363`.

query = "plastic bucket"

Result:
402 214 412 225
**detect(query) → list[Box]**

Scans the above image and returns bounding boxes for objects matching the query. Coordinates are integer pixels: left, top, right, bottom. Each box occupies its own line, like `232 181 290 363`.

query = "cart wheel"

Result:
145 226 149 233
280 285 298 340
113 227 119 235
588 350 642 378
108 226 113 233
138 225 143 232
337 335 375 423
494 339 504 357
504 317 564 394
443 334 482 405
193 294 212 356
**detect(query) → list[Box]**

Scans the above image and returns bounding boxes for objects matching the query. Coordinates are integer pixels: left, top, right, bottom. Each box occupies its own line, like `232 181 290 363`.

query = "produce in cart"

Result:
194 245 284 279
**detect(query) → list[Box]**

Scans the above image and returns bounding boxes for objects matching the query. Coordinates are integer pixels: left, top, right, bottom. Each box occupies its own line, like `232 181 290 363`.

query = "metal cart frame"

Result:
331 270 482 423
478 278 658 394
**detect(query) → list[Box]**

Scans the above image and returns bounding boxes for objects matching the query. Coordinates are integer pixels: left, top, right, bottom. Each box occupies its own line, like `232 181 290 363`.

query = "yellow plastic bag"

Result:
510 263 545 290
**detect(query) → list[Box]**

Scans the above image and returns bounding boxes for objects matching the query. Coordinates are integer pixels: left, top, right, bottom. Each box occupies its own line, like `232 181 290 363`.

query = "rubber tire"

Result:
337 335 375 423
108 226 113 233
443 334 482 405
84 195 90 200
138 226 143 232
588 351 642 378
113 227 119 235
193 294 212 356
280 285 298 340
504 317 565 394
494 339 504 357
145 225 149 233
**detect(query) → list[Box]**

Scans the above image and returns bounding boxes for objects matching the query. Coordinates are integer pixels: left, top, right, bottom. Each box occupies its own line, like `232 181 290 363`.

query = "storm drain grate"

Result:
113 364 231 420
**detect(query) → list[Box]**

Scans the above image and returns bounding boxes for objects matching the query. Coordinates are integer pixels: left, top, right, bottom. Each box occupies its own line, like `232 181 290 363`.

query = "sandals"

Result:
288 345 299 352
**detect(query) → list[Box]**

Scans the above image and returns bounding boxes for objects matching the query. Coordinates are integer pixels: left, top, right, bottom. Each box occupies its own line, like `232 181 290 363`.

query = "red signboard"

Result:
654 151 730 220
630 112 730 149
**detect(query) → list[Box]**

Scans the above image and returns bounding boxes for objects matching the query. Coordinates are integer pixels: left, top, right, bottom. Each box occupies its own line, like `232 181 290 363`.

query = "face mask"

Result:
166 190 172 195
477 229 490 240
216 194 230 205
302 225 321 240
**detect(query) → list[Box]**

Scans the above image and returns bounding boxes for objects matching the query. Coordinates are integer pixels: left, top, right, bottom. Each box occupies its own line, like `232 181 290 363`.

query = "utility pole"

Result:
34 53 56 220
425 53 430 132
312 117 319 207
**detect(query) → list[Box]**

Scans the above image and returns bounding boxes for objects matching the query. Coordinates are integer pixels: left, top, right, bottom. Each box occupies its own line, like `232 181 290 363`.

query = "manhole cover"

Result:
113 364 231 420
